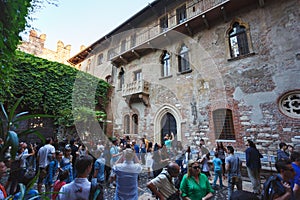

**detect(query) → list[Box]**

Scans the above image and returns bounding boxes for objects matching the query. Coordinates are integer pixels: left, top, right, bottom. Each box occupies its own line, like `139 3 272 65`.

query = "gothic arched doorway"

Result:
161 112 177 142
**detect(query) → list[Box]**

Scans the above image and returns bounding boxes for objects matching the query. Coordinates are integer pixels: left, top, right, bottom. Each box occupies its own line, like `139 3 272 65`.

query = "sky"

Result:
26 0 154 56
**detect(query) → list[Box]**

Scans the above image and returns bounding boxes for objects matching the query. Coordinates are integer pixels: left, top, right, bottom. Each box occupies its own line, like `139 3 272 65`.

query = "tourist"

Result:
58 155 93 200
215 142 227 178
112 148 143 200
180 160 214 200
147 162 180 200
37 137 56 193
225 145 242 200
277 142 289 160
212 152 224 189
262 158 295 200
245 139 263 194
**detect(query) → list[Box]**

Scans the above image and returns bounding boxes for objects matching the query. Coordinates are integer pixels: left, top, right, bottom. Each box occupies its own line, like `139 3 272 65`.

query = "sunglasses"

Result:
192 166 201 170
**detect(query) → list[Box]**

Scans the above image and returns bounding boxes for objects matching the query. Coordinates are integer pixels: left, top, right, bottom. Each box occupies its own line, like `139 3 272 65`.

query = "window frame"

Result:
134 70 142 81
278 90 300 119
176 5 187 24
121 40 126 53
132 114 138 135
118 67 125 90
213 109 235 140
160 15 168 33
178 44 190 73
124 115 130 135
161 51 171 77
97 53 103 65
226 19 254 61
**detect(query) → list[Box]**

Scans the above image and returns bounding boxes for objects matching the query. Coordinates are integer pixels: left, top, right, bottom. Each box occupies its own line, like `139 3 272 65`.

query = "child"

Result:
52 170 69 200
212 152 224 189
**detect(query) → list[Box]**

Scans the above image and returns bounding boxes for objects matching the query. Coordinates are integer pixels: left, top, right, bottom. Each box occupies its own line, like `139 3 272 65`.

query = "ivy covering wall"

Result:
1 51 110 131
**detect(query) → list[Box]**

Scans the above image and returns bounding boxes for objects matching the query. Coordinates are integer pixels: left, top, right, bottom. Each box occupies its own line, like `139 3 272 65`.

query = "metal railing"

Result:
110 0 228 59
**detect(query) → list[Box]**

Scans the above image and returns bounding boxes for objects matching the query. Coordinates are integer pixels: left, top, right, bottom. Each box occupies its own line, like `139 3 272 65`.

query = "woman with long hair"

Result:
216 142 227 178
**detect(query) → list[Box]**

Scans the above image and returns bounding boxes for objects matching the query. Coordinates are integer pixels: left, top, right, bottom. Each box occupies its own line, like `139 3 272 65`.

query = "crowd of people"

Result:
0 134 299 200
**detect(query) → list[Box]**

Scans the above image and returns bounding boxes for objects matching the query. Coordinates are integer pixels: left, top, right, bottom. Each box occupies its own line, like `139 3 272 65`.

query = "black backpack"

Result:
89 180 104 200
262 175 285 200
174 171 184 189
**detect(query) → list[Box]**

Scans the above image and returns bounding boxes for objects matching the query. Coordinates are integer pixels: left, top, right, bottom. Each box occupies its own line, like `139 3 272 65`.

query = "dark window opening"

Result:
176 5 187 24
213 109 235 140
161 51 171 77
229 22 249 58
124 115 130 134
132 114 138 134
178 44 190 72
160 16 168 32
161 112 177 143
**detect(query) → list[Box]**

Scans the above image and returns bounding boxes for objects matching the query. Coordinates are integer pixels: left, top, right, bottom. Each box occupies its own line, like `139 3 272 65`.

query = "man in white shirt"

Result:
58 155 93 200
37 137 55 193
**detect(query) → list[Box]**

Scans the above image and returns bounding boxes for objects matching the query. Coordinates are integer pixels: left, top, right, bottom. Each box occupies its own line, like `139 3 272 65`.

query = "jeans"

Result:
247 167 261 194
227 175 242 200
213 169 223 187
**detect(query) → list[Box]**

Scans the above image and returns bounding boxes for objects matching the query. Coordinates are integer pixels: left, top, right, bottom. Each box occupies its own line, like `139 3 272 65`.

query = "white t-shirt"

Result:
37 144 55 168
58 178 91 200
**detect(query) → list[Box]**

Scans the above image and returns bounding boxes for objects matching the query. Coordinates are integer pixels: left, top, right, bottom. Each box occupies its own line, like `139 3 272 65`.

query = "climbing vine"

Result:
1 51 110 129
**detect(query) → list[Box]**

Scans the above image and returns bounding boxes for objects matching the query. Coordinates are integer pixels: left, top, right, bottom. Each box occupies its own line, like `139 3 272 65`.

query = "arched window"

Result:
229 22 250 58
213 109 235 140
132 114 138 134
161 51 171 77
124 115 130 134
161 112 177 142
178 44 190 72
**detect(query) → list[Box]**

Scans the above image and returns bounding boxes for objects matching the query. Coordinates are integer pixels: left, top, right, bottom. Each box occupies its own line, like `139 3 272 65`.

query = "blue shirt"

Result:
113 161 143 200
292 162 300 189
46 159 58 185
225 154 241 177
277 149 289 160
212 157 222 171
94 157 105 182
110 145 120 165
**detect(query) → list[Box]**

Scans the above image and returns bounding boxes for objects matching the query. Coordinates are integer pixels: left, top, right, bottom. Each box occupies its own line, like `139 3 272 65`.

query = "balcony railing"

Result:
110 0 228 59
122 80 150 97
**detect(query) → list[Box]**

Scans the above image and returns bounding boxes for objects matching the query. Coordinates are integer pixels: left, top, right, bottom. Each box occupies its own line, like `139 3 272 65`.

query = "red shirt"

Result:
52 180 66 200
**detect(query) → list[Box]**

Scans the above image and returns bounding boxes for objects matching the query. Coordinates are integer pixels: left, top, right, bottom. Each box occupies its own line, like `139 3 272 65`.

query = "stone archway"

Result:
153 104 183 145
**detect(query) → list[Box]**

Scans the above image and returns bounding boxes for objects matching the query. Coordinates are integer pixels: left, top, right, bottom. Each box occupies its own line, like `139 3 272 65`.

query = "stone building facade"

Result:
68 0 300 155
18 30 72 65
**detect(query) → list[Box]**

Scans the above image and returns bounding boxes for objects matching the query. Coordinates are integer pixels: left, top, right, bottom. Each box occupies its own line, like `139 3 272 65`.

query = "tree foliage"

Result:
1 51 110 129
0 0 58 102
0 0 32 99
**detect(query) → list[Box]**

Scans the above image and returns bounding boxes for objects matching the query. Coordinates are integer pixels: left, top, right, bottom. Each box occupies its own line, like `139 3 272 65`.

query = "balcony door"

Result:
161 112 177 142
